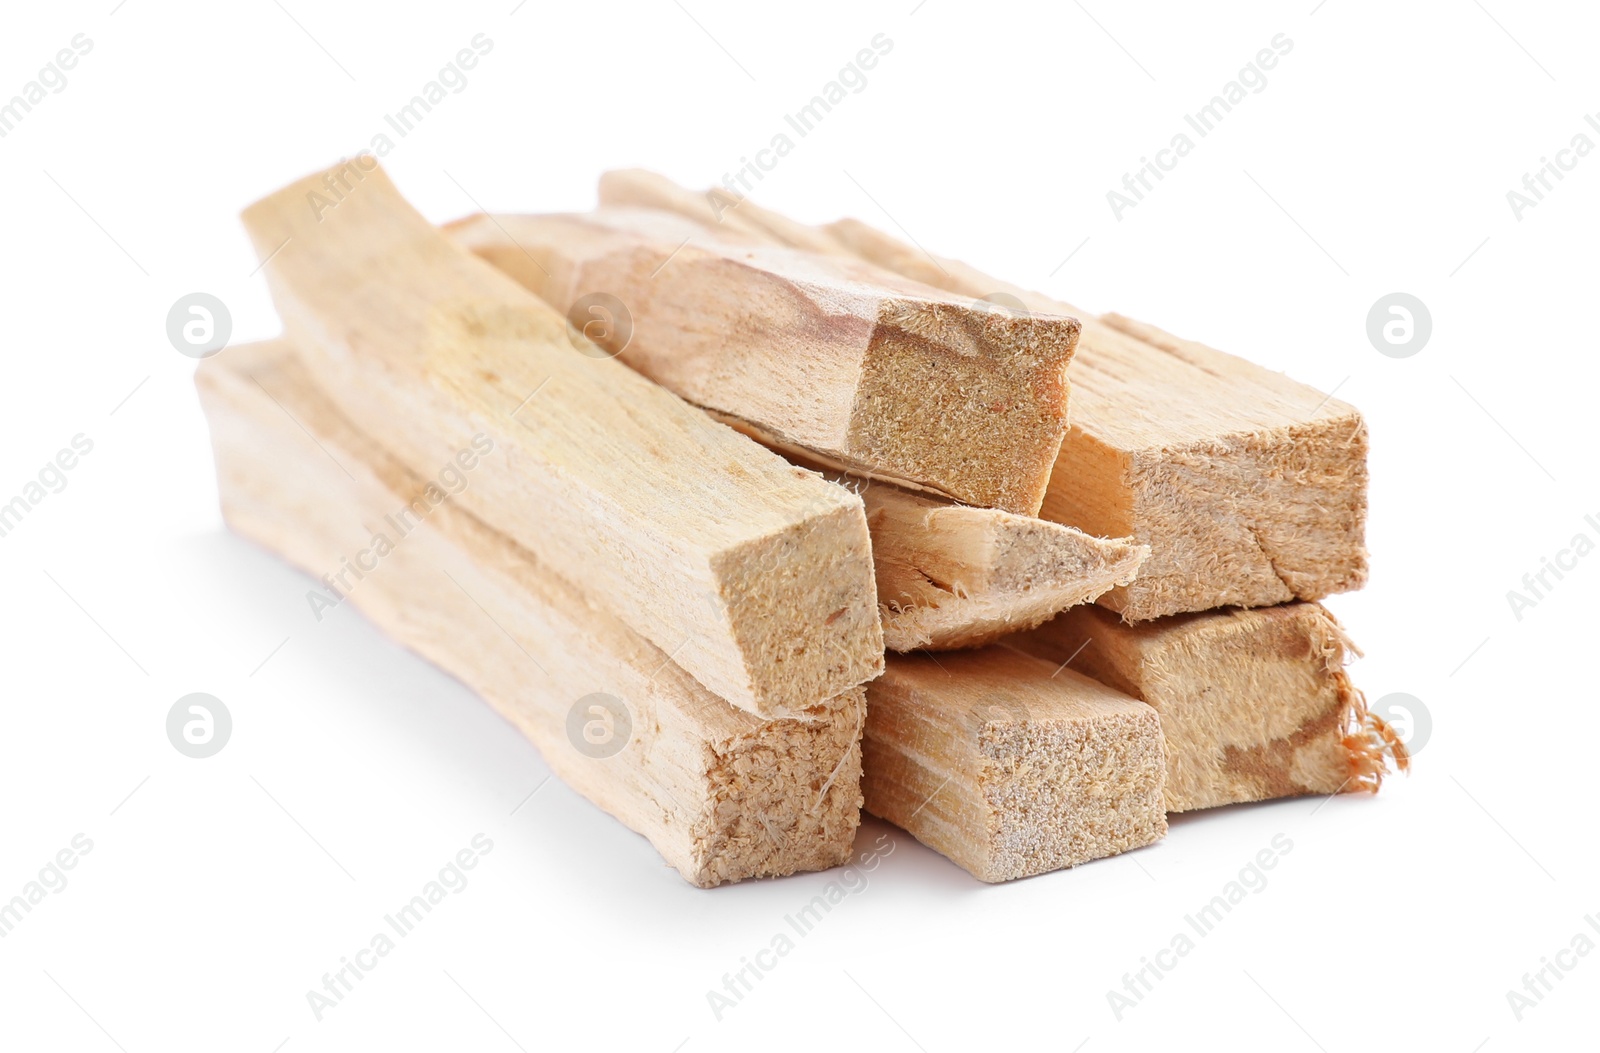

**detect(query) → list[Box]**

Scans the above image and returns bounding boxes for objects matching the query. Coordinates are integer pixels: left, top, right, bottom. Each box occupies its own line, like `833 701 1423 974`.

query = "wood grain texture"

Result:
197 341 866 887
863 649 1166 882
1011 603 1407 812
683 422 1148 653
598 168 842 256
597 171 1369 622
846 471 1146 651
821 218 1369 622
447 206 1080 515
240 162 882 719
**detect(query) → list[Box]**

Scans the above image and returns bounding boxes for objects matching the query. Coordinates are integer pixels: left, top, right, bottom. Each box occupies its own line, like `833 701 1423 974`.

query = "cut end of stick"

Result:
695 687 867 886
198 339 871 889
862 650 1167 883
710 497 886 717
452 200 1081 515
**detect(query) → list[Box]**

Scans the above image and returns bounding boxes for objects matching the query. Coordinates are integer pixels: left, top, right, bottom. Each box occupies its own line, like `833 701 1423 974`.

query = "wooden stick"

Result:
815 465 1147 651
862 649 1166 882
598 172 1369 621
576 392 1144 653
241 162 882 719
447 207 1081 515
1011 603 1407 812
820 218 1369 621
197 341 867 887
578 179 1148 647
597 168 842 256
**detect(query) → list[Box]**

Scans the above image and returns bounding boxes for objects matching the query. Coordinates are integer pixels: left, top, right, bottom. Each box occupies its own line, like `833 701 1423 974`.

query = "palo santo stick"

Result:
197 341 866 887
447 207 1081 515
1011 603 1408 812
820 466 1147 651
597 168 842 257
626 402 1145 652
819 218 1369 621
869 486 1145 651
598 171 1369 621
862 649 1166 882
241 163 882 719
516 187 1144 647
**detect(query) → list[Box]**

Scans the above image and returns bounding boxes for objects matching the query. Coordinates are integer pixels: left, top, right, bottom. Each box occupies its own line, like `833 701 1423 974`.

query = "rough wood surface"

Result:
862 649 1166 882
448 207 1080 515
197 341 866 887
1011 602 1407 812
598 171 1369 621
598 168 842 256
677 419 1147 652
241 162 882 718
821 219 1369 621
841 470 1146 651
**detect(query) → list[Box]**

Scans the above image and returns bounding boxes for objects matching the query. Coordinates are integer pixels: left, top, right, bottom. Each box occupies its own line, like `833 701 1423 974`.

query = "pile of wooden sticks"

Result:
196 161 1406 886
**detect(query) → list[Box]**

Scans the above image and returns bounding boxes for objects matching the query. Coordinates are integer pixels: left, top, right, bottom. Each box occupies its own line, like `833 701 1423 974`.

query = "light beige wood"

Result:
629 403 1146 652
830 468 1147 651
1011 603 1408 812
447 207 1081 515
598 171 1369 621
821 219 1369 621
197 341 866 887
598 168 843 256
241 163 882 719
863 649 1166 882
585 177 1148 646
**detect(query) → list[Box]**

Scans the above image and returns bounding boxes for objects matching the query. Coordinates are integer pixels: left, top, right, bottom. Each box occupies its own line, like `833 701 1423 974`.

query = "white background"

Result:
1 1 1595 1049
